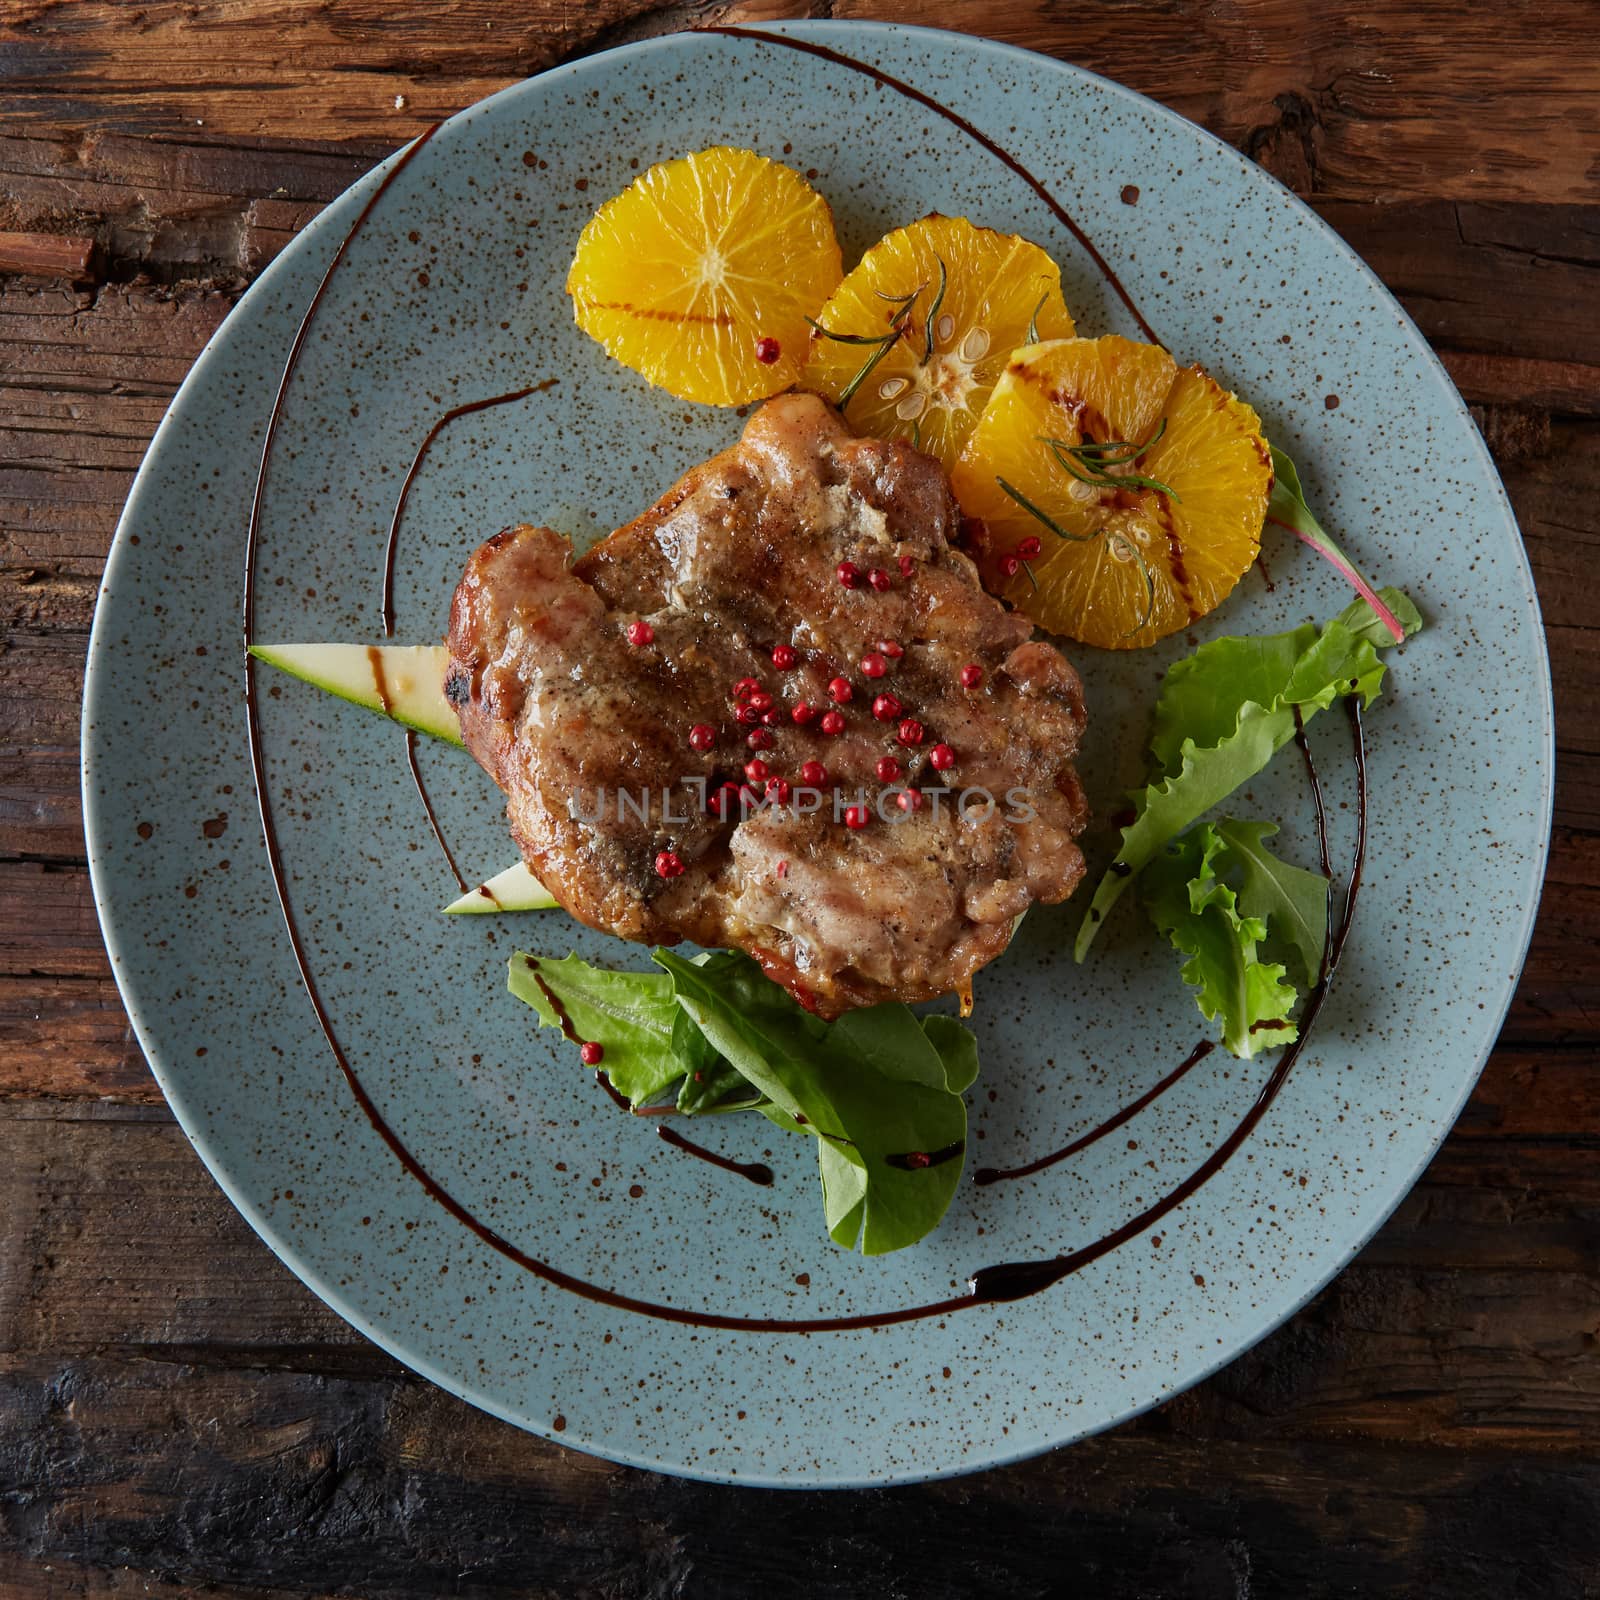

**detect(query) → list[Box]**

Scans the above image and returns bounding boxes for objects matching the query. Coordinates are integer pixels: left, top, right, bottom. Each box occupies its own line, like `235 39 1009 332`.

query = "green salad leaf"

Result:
509 952 686 1108
657 950 972 1255
1268 445 1406 644
1212 818 1330 986
1141 823 1309 1058
1075 589 1421 960
510 947 978 1254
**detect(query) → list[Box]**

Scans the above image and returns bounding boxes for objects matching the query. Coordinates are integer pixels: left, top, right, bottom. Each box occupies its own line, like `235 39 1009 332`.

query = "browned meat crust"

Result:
447 393 1088 1015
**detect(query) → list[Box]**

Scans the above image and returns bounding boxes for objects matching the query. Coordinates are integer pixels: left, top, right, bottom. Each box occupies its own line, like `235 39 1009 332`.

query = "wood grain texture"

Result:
0 3 1595 1594
2 1353 1598 1598
5 1 1600 204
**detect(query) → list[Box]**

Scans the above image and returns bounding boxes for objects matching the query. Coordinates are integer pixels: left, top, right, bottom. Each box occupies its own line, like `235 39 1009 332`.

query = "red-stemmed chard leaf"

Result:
1267 445 1405 644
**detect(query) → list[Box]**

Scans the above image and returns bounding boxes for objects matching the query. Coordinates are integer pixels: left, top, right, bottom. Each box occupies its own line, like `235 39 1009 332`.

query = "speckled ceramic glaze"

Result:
83 22 1553 1486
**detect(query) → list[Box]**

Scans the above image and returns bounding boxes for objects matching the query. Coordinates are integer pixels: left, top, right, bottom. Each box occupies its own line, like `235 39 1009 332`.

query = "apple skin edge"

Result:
445 862 559 914
248 642 463 745
250 642 559 914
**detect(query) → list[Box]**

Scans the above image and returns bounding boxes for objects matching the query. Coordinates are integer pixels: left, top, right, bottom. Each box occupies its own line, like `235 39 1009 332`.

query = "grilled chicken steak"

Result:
447 393 1088 1015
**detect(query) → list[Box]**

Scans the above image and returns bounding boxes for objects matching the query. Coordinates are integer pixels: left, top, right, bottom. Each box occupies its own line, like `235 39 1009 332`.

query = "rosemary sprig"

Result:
809 300 917 407
804 319 900 346
999 475 1154 632
1025 290 1047 345
1039 428 1180 500
807 255 960 413
921 255 949 363
1057 416 1168 466
1110 533 1157 637
996 426 1168 637
995 477 1101 543
807 274 930 409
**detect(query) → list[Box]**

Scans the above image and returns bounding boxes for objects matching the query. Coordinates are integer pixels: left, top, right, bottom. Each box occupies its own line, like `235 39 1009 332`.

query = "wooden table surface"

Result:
2 4 1595 1595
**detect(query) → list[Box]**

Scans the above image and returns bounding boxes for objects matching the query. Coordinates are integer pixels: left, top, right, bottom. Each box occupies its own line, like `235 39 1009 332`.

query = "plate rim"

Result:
81 17 1556 1488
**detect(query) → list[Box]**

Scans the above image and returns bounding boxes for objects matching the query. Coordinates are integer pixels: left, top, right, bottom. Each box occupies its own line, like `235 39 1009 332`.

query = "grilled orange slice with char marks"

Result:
952 336 1272 649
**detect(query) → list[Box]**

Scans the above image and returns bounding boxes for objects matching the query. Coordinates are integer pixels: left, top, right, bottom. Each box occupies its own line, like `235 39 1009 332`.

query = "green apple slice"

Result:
249 642 462 746
444 860 558 914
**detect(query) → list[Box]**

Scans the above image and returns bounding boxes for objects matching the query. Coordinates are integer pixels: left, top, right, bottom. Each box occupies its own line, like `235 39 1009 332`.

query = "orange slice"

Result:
800 215 1075 472
951 336 1272 648
566 146 843 406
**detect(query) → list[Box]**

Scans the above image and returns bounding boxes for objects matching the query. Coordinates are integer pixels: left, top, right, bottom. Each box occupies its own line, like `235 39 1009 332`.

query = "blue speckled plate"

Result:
83 22 1553 1486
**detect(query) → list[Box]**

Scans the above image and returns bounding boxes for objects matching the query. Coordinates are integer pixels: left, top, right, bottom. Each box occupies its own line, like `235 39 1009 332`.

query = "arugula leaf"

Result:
1213 818 1329 986
1075 590 1421 960
654 950 973 1255
1141 825 1300 1059
1268 445 1406 643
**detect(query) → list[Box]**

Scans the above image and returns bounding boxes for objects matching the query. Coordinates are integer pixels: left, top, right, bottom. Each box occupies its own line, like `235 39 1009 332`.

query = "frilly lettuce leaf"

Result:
1213 818 1330 986
1141 823 1304 1059
511 947 978 1254
1075 589 1421 961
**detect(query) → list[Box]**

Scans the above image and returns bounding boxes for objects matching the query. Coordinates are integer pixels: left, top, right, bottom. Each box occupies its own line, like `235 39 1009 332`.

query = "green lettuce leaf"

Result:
922 1014 982 1095
1141 824 1300 1059
508 952 685 1107
1212 818 1330 986
1075 590 1421 960
509 951 759 1114
510 947 979 1253
654 950 973 1255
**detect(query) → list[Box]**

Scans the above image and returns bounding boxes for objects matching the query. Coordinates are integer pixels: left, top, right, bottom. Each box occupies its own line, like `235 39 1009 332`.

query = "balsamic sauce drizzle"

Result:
595 1072 633 1113
886 1140 966 1172
380 380 556 635
657 1124 775 1187
382 384 559 897
972 1040 1215 1186
703 24 1161 346
243 50 1367 1334
1293 704 1335 880
404 731 468 893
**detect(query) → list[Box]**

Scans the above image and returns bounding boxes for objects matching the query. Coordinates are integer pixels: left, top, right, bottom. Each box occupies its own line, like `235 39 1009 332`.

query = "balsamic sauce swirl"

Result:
383 383 558 897
702 25 1161 345
242 39 1366 1333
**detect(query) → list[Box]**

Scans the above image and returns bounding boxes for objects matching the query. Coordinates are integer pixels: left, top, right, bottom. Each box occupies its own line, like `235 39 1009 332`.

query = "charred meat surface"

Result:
448 393 1088 1015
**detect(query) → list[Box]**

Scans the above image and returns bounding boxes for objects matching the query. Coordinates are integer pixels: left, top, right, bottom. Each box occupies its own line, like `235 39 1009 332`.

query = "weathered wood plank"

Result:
0 977 151 1102
0 128 371 289
0 745 83 860
5 2 1600 205
1444 353 1600 420
0 1351 1597 1599
1319 201 1600 372
0 631 87 747
0 231 95 281
0 1551 316 1600
0 861 108 980
0 1117 367 1361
